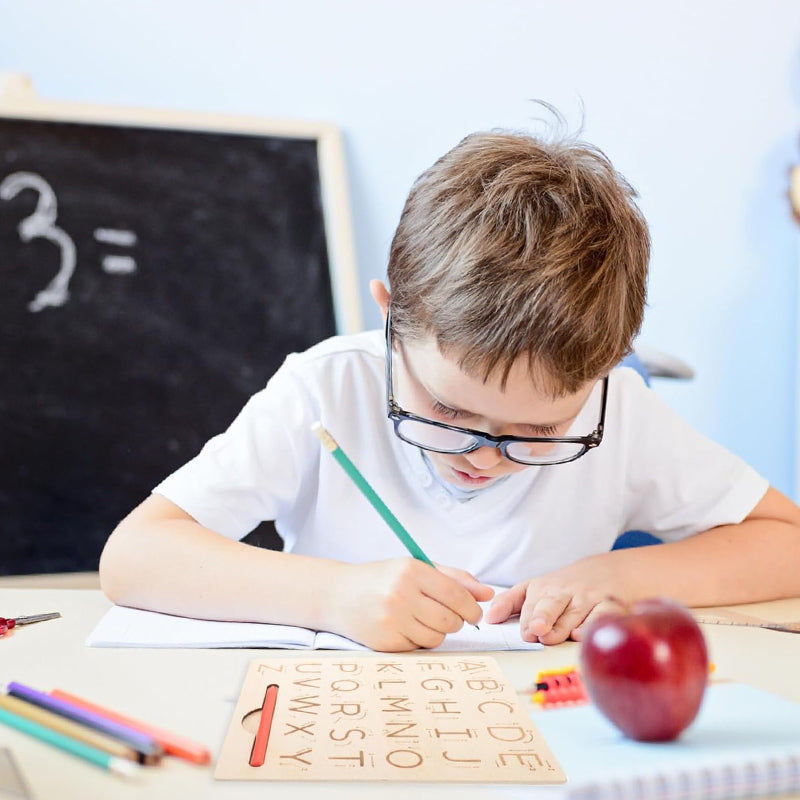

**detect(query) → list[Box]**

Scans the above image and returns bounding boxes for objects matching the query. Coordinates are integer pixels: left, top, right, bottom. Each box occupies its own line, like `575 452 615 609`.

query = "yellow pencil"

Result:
0 694 155 765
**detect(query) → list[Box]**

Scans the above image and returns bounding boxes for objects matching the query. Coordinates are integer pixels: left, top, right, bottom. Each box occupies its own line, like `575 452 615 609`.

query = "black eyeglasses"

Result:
385 311 607 466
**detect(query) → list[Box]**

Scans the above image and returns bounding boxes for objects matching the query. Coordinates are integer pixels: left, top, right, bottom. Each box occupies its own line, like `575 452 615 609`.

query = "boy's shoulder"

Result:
610 363 649 391
608 364 656 415
281 329 384 375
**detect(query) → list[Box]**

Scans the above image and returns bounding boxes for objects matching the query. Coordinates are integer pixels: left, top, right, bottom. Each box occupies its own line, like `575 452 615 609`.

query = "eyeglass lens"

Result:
394 418 586 465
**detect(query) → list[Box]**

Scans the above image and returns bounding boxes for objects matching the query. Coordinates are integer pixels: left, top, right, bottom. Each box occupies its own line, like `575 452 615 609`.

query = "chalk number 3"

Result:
0 171 76 312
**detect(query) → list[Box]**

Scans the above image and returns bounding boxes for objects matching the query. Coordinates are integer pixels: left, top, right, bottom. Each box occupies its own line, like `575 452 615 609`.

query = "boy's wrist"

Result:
298 558 354 635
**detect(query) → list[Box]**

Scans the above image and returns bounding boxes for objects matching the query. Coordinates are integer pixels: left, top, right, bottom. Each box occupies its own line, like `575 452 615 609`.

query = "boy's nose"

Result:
463 445 504 470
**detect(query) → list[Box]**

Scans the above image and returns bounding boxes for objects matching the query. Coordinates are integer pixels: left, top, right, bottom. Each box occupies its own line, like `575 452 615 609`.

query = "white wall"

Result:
3 0 800 495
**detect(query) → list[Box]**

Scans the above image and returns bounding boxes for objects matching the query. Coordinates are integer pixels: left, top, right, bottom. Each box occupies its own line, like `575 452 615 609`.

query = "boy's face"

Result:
393 336 598 490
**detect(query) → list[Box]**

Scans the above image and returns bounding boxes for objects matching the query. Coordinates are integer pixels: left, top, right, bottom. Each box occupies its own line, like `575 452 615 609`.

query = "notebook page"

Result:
437 590 543 651
86 605 317 649
437 616 543 651
313 594 543 651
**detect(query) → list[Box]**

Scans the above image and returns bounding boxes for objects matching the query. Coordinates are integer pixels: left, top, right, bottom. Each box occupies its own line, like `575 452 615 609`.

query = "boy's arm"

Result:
99 493 491 651
485 486 800 644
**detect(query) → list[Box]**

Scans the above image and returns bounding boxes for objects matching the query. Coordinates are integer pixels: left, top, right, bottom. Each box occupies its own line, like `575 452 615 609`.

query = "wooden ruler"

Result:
693 609 800 634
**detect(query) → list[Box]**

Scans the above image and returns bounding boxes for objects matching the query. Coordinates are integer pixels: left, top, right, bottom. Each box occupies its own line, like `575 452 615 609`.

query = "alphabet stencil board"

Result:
216 655 566 783
0 76 360 574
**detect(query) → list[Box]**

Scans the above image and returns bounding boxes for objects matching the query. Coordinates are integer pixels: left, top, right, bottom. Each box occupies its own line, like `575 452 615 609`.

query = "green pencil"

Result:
0 706 139 778
312 422 481 630
312 422 435 565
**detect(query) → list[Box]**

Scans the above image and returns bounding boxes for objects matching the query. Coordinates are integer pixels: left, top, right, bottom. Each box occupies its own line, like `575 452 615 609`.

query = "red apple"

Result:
579 597 708 742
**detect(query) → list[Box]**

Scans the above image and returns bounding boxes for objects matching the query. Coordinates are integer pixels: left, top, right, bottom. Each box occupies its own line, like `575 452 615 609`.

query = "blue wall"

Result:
3 0 800 496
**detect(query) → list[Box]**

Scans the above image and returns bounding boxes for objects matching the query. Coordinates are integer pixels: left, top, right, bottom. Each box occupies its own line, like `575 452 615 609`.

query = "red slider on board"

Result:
249 684 278 768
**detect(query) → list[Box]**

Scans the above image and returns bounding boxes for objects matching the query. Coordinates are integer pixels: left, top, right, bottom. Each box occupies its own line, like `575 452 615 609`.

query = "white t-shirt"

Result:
154 330 768 588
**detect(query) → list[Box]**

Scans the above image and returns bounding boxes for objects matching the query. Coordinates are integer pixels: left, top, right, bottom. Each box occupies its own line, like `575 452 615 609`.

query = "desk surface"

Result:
1 588 799 800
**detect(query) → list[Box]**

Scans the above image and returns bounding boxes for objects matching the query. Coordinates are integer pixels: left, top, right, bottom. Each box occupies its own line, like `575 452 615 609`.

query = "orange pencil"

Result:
50 690 210 765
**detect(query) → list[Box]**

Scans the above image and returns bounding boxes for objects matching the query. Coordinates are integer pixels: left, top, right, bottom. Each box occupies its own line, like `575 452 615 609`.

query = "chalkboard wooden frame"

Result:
0 74 362 334
0 74 362 576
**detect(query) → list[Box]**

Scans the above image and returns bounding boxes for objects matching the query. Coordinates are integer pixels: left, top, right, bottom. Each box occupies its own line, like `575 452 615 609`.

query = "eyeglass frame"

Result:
384 310 608 466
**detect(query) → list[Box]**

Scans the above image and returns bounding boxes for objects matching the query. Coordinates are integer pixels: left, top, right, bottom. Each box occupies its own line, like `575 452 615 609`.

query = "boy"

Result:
100 130 800 652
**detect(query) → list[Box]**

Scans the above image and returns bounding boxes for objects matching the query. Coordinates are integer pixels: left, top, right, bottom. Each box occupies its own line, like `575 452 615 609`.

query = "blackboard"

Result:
0 77 361 575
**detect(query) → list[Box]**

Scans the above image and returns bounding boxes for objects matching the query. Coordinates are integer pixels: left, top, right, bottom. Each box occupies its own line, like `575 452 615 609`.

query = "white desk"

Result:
1 588 799 799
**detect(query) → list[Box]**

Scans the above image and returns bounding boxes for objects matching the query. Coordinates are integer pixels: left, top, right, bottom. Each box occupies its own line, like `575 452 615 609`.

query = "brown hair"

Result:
386 129 650 395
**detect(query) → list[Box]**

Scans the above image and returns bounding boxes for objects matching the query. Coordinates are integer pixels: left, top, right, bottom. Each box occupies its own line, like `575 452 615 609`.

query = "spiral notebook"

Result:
526 682 800 800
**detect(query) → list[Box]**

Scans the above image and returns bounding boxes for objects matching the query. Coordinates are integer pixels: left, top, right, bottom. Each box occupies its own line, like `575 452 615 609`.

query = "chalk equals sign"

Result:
93 227 138 274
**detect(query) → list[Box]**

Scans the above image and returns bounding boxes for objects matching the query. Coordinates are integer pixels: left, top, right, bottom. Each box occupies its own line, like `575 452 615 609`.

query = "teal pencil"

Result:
312 421 434 564
0 706 139 778
312 422 480 629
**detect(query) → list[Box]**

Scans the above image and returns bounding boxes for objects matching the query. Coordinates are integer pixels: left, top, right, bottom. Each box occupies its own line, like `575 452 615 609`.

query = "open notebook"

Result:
86 598 542 651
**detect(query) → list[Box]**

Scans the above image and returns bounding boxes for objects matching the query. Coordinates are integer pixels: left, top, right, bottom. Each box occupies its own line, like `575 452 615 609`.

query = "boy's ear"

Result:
369 279 391 323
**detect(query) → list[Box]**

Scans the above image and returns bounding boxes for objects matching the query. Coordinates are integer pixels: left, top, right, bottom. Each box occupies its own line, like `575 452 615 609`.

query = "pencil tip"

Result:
310 421 338 452
110 757 141 779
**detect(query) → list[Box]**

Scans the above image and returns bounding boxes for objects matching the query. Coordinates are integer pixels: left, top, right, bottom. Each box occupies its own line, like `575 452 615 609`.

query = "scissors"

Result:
0 612 61 637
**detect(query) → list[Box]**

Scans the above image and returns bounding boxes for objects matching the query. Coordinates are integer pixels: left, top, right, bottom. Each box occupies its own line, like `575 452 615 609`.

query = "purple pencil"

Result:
6 682 163 761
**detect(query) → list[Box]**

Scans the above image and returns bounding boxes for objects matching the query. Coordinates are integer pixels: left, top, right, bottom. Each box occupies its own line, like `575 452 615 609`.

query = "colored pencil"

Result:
6 682 162 760
0 706 138 778
311 421 434 565
312 422 481 630
51 689 211 765
0 694 153 764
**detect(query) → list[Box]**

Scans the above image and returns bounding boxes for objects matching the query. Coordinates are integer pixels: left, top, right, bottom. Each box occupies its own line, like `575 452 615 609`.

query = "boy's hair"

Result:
386 129 650 396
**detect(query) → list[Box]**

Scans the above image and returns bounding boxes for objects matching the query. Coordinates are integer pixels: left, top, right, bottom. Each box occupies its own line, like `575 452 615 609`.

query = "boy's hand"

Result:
484 559 625 645
333 559 494 652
